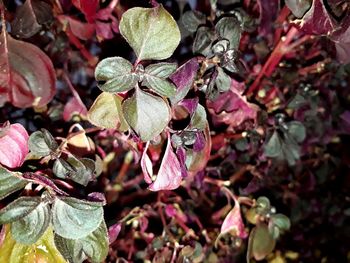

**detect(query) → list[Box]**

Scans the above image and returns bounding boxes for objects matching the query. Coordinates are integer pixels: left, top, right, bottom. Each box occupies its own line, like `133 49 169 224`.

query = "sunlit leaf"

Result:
142 63 177 97
0 122 29 169
0 197 41 224
28 129 58 157
0 225 66 263
122 88 171 142
54 221 108 263
52 197 104 239
11 202 51 244
95 56 138 93
0 167 26 201
119 5 181 61
88 92 128 131
247 224 276 261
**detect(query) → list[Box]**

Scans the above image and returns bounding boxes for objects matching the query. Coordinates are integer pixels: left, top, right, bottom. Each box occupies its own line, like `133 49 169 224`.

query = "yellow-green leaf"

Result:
119 5 181 61
88 92 128 131
0 225 66 263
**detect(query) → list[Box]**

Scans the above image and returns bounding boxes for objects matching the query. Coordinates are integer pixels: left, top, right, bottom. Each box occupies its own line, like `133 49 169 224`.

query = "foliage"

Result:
0 0 349 262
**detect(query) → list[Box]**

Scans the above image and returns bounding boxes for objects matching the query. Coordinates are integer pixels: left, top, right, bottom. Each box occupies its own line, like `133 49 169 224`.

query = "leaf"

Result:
220 199 248 239
142 63 177 97
193 26 215 56
0 123 29 169
293 0 337 36
88 92 128 131
52 197 104 239
63 96 88 121
22 172 68 196
122 88 171 142
108 223 121 244
54 221 108 263
270 214 291 232
11 0 53 38
119 5 181 61
248 224 276 261
58 15 95 41
181 10 207 33
53 155 95 186
0 225 66 263
286 121 306 143
95 56 138 93
264 131 282 158
0 167 27 200
207 79 258 129
0 197 41 224
285 0 313 18
0 27 56 108
215 16 242 49
28 129 58 157
141 135 183 191
190 104 207 131
257 0 280 37
215 67 231 92
11 202 51 245
169 58 199 104
72 0 99 23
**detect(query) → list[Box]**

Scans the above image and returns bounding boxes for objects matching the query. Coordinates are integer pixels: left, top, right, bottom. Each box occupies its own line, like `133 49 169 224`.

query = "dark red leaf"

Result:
72 0 99 23
11 0 53 38
58 15 95 41
0 28 56 108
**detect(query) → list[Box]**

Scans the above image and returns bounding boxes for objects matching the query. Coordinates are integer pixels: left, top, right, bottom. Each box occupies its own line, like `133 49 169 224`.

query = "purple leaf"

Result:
176 146 187 178
207 80 258 129
170 58 199 104
63 96 88 121
0 122 29 169
22 172 68 196
141 135 183 191
193 132 205 152
87 192 107 205
220 199 248 239
178 98 199 116
293 0 337 36
257 0 280 39
108 223 121 244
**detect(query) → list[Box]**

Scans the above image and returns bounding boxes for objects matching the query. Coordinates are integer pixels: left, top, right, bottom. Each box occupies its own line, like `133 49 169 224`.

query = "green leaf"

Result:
88 92 128 131
190 104 207 131
181 11 206 33
215 67 231 92
119 5 181 61
142 63 177 97
270 214 291 232
256 196 271 214
95 56 138 93
286 121 306 143
11 202 51 245
54 221 108 263
247 224 275 261
0 225 66 263
53 155 95 186
0 167 27 201
0 197 41 224
122 88 171 142
193 27 215 56
215 16 242 49
28 129 58 157
52 197 104 239
264 131 282 158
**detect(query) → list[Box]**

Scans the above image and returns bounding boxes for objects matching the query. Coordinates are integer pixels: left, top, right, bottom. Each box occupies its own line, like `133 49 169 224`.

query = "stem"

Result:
246 26 299 96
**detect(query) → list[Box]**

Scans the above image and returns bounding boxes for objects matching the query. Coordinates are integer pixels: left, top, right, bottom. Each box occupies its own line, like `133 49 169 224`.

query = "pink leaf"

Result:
0 122 29 169
63 96 88 121
207 79 258 129
141 135 183 191
108 223 121 244
221 199 248 239
59 15 95 40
